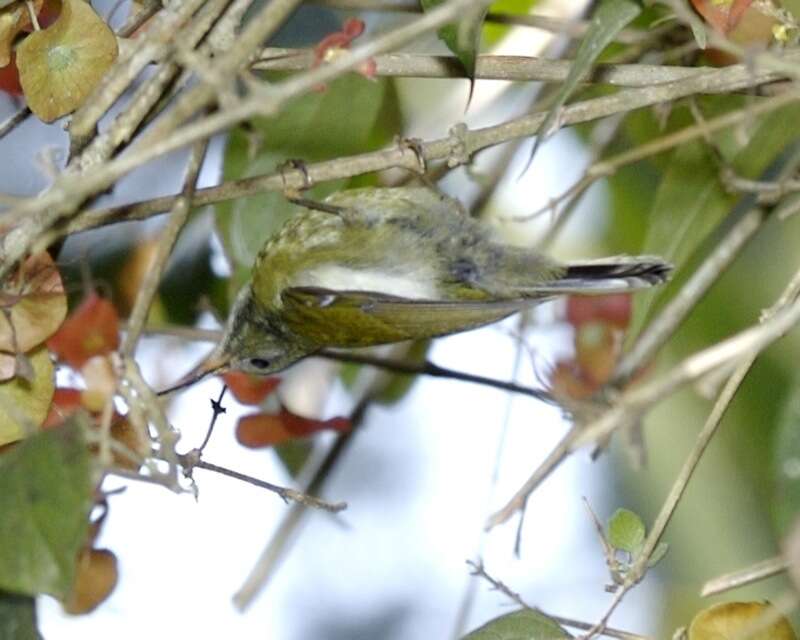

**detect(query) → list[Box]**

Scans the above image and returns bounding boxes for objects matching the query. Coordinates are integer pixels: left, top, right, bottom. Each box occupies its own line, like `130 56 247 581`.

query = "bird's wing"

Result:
280 287 526 347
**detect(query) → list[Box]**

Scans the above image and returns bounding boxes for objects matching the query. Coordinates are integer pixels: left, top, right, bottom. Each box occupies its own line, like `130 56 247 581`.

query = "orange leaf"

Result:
16 0 118 122
235 408 350 448
236 413 293 448
0 251 66 363
48 292 119 369
278 407 350 438
222 371 280 405
63 548 118 615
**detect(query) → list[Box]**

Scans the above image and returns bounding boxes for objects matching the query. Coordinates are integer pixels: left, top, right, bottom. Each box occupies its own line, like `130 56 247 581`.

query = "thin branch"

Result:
68 0 212 150
613 145 800 386
467 561 650 640
197 384 227 453
319 350 557 405
71 0 233 171
0 106 30 140
43 80 800 246
1 0 497 276
120 139 208 356
700 555 789 597
254 49 709 86
487 276 800 530
178 451 347 513
233 395 373 611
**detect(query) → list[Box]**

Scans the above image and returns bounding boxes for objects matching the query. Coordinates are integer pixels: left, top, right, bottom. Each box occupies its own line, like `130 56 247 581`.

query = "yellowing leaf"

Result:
0 345 54 446
0 252 66 371
63 548 118 615
0 0 43 67
688 602 797 640
16 0 117 122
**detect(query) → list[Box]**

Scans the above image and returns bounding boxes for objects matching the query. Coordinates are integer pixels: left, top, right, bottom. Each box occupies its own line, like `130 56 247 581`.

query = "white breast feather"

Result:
292 264 439 300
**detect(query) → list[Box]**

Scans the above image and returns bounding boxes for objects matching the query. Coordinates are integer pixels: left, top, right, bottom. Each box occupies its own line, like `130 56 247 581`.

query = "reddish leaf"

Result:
311 18 374 88
690 0 754 34
222 371 280 405
0 52 21 94
566 294 631 329
236 408 350 449
48 292 119 369
21 0 61 30
42 387 83 428
63 548 118 615
0 252 67 367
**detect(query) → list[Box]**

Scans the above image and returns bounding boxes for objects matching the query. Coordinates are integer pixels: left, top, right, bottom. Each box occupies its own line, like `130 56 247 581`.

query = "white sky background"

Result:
0 0 663 637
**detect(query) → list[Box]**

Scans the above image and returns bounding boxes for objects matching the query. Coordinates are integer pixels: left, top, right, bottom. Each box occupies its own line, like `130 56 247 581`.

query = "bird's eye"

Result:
249 358 271 370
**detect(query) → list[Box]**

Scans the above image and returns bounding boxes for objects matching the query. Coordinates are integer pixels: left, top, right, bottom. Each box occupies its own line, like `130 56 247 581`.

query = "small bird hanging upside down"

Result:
202 187 671 377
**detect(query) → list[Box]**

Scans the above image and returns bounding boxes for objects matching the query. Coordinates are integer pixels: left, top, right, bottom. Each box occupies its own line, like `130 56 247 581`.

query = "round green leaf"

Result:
17 0 118 122
463 609 570 640
607 507 646 554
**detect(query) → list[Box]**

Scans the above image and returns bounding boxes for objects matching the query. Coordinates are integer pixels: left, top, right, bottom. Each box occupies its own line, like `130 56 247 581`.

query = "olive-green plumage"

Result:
215 187 670 375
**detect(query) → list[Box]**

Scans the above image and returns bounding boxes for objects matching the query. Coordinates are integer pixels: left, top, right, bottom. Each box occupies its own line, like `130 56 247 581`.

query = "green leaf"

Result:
0 416 93 599
273 439 314 477
0 592 41 640
529 0 642 162
607 508 646 554
626 140 725 340
419 0 487 100
463 609 570 639
215 75 400 294
773 374 800 536
482 0 538 47
629 103 800 341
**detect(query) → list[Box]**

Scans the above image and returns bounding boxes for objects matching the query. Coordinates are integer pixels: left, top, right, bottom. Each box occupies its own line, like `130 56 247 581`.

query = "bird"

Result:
200 186 670 377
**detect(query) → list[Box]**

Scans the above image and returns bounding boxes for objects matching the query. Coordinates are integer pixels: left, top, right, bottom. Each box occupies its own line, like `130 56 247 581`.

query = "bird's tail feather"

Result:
535 256 672 295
